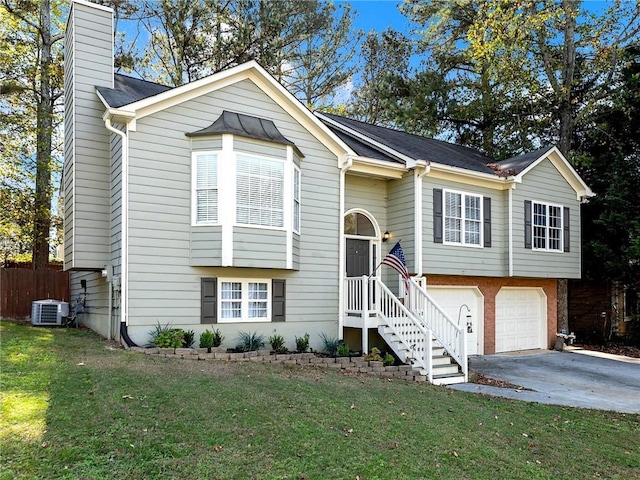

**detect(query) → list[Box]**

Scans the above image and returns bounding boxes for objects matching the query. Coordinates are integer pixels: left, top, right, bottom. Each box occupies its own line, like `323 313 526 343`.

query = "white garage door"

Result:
426 287 483 355
495 288 546 353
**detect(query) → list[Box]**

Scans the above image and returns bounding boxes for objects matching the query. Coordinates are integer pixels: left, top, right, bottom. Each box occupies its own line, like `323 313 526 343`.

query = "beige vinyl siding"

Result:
234 227 287 268
110 129 123 277
422 177 508 277
191 137 222 151
234 137 288 158
190 227 223 266
292 234 300 269
70 271 110 338
345 175 387 231
388 173 415 273
512 160 581 278
63 2 113 270
124 79 340 347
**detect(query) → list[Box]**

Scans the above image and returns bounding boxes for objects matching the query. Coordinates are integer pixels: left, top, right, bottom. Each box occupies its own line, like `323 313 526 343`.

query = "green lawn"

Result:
1 320 638 480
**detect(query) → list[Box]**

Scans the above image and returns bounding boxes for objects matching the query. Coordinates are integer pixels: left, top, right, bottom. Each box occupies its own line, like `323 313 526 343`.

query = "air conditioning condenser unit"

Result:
31 300 70 326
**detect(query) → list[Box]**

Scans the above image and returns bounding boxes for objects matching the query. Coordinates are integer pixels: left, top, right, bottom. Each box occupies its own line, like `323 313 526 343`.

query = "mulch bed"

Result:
471 373 534 391
574 344 640 358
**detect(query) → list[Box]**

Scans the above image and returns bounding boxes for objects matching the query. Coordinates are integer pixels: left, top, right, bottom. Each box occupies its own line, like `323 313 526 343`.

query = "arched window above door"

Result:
344 212 376 237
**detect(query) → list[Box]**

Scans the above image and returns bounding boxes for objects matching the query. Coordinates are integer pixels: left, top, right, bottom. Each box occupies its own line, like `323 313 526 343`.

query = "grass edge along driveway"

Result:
1 320 638 480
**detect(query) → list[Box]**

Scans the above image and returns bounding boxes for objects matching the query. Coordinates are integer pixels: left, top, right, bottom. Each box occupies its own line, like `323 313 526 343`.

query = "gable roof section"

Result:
508 146 594 199
317 112 497 174
98 61 354 160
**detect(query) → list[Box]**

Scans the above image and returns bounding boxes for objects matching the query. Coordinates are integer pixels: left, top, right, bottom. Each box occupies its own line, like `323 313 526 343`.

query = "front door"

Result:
346 238 370 277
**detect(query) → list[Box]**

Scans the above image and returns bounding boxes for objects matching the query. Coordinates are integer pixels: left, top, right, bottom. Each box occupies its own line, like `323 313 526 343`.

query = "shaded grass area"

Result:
1 320 639 480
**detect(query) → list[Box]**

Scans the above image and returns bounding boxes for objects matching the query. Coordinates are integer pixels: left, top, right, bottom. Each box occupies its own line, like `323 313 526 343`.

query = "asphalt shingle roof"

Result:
96 74 172 108
319 112 498 174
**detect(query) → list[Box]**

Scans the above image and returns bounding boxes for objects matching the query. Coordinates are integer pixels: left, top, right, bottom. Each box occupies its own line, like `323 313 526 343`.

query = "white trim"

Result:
221 135 234 266
316 112 415 167
285 146 294 269
103 61 354 160
338 158 353 340
73 0 113 14
414 164 429 276
103 119 128 326
531 200 564 252
442 188 484 248
217 278 271 323
508 185 514 276
515 146 594 200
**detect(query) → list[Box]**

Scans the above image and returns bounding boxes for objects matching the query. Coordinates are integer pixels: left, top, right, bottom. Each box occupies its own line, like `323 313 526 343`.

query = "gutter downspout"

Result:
338 156 353 340
414 161 430 277
508 184 514 277
104 117 137 347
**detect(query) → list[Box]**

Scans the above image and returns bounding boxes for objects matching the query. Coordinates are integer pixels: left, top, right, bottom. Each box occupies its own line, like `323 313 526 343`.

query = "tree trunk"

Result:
33 0 53 269
557 0 578 157
557 278 569 335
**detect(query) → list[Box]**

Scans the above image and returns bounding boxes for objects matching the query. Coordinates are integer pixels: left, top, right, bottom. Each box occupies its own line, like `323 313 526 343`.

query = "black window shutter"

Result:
272 279 286 322
563 207 570 252
524 200 532 249
483 197 492 247
201 278 217 324
433 188 443 243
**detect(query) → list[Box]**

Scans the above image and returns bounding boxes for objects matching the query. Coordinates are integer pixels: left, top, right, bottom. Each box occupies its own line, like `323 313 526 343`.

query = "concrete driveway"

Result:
449 348 640 414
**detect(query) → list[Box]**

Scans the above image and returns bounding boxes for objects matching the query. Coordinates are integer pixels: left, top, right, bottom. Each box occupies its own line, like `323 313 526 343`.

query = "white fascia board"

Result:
73 0 113 14
315 112 416 167
113 61 354 160
348 155 407 179
515 146 595 200
427 163 514 190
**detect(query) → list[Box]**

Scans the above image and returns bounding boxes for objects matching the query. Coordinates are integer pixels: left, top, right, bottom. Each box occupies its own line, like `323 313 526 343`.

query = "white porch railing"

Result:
344 275 467 382
405 278 467 378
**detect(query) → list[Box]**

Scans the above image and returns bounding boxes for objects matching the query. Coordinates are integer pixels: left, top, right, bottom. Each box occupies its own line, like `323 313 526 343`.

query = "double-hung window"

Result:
194 153 218 223
444 190 482 246
236 154 284 228
532 202 562 251
219 279 270 322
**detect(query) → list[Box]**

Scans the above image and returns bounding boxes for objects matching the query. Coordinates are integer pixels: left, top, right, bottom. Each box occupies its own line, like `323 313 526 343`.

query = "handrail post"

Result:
361 275 369 354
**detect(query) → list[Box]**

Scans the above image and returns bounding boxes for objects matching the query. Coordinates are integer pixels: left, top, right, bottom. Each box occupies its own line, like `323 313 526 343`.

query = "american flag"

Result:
382 241 411 283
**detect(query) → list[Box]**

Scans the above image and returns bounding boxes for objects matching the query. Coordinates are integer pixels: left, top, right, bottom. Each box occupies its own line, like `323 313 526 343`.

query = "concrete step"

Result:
432 372 467 385
432 363 460 376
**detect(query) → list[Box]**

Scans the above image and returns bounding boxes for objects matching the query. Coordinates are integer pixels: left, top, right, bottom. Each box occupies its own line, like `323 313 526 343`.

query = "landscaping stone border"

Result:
131 347 428 382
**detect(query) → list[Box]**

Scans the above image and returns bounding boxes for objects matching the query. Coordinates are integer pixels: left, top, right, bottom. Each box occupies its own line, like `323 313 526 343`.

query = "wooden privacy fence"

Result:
0 268 70 318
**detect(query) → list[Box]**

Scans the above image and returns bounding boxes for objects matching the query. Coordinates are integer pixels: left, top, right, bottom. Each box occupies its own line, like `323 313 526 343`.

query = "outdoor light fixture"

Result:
382 231 390 242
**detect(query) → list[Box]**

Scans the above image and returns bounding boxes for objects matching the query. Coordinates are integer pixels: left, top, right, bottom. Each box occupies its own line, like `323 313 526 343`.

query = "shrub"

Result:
200 330 214 352
320 333 340 356
182 330 195 348
383 352 395 366
211 328 224 347
268 334 287 354
364 347 383 362
337 343 350 357
147 322 173 347
155 329 185 348
236 331 265 352
295 333 310 353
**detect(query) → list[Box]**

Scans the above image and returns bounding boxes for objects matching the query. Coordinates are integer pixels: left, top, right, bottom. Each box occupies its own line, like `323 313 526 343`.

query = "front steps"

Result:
379 325 466 386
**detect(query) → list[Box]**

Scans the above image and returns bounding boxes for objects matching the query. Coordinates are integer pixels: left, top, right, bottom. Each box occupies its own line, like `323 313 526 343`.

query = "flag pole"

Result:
369 239 402 279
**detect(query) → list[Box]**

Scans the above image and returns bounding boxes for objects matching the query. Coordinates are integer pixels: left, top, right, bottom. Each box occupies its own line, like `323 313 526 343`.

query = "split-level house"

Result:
64 0 594 384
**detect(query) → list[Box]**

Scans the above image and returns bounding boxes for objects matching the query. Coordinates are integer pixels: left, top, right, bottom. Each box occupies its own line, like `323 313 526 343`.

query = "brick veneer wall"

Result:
425 275 558 354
